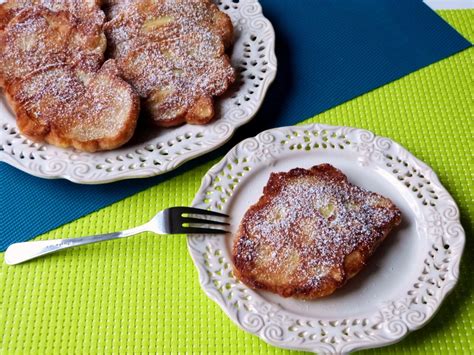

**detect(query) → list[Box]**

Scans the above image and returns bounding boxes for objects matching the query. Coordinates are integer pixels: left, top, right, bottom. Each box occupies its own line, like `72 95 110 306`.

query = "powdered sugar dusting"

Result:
102 0 132 20
0 5 137 149
13 66 82 123
234 165 402 293
105 0 235 123
0 6 104 85
0 0 104 30
71 65 134 141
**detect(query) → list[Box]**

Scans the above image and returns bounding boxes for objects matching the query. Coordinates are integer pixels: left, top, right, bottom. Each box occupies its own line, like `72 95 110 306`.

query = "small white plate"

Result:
0 0 276 184
188 124 465 354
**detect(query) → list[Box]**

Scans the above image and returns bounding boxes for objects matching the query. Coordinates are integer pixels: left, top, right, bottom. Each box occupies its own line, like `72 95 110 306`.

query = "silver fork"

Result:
4 207 229 265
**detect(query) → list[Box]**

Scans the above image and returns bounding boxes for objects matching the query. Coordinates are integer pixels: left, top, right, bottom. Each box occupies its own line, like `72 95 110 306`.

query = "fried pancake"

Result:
233 164 402 299
0 0 104 32
105 0 233 52
104 0 235 127
0 6 139 151
7 60 139 151
0 5 105 87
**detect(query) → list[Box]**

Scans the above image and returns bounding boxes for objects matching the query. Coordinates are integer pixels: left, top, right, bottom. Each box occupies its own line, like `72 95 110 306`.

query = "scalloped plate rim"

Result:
187 123 465 354
0 0 277 184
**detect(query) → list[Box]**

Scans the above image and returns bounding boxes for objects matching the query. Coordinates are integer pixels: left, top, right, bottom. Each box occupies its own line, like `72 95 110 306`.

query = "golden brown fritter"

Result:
233 164 402 299
0 6 139 151
104 0 235 127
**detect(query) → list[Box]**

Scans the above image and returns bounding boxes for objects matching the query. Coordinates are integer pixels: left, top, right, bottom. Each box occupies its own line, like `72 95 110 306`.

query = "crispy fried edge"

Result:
5 60 140 152
232 164 402 299
103 0 235 127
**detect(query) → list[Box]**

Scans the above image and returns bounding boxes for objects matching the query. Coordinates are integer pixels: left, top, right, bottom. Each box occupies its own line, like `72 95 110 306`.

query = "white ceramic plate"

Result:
188 124 465 354
0 0 276 184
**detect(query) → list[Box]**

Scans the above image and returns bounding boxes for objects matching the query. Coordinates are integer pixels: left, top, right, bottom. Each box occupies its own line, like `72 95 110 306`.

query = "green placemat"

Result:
1 10 472 354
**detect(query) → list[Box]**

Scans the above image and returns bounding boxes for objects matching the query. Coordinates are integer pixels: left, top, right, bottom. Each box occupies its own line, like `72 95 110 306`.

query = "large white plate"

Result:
188 124 465 354
0 0 276 184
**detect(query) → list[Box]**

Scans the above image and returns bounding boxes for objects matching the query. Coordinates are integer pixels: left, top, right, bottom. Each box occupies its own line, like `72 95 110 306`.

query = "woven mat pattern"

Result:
1 10 472 354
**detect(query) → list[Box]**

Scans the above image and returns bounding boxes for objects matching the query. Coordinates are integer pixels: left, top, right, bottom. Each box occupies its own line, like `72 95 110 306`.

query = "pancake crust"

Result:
233 164 402 299
0 0 105 32
104 0 235 127
0 5 139 152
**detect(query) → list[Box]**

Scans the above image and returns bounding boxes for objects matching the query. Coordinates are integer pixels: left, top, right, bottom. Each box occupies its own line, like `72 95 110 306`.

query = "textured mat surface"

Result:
1 11 473 354
1 0 472 252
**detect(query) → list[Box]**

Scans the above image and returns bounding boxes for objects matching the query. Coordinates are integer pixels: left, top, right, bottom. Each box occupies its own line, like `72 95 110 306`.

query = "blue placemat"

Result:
0 0 471 251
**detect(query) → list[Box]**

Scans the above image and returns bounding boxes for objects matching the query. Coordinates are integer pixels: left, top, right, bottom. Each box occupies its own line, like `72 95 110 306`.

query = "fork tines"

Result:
174 206 229 218
168 207 230 234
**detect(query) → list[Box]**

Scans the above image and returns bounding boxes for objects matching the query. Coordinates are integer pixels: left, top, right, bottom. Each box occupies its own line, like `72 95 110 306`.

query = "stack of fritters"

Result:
0 0 236 151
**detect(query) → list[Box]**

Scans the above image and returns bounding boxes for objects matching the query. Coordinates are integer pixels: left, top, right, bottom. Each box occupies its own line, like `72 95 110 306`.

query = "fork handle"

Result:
4 225 148 265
